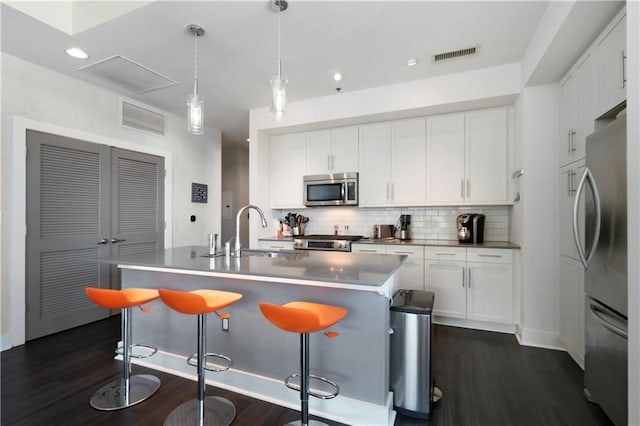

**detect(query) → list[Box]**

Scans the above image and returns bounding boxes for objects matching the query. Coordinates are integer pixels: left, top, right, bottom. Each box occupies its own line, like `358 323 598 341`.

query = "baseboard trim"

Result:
517 327 563 350
129 351 396 426
433 316 516 334
1 333 12 351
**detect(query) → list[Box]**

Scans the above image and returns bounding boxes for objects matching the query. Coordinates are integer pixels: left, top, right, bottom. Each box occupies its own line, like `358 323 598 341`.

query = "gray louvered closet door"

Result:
110 148 164 290
26 132 164 340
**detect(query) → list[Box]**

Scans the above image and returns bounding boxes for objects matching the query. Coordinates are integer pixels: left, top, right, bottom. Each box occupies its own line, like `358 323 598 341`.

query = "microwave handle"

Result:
341 182 346 201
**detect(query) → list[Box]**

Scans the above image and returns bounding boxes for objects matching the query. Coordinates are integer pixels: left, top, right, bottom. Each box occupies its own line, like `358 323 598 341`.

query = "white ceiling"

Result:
0 1 568 146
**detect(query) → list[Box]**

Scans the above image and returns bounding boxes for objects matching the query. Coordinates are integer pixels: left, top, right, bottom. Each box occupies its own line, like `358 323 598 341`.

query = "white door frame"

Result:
10 116 173 347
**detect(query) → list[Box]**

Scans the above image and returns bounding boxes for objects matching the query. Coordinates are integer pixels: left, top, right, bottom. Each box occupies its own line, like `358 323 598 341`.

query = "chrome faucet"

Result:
235 204 268 256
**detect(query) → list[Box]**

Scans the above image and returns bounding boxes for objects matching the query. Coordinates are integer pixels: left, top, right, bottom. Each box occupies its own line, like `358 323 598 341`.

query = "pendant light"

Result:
271 0 288 121
187 24 204 135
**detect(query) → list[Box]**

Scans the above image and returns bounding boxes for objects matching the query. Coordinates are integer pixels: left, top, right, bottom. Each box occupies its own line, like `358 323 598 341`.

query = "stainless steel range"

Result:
293 234 363 252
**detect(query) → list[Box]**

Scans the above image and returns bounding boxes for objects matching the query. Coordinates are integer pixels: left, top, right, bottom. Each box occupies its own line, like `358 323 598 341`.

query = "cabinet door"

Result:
425 260 466 319
467 261 513 324
306 130 332 175
559 255 585 366
358 123 391 206
271 133 306 208
390 118 426 205
559 74 578 167
575 53 597 161
388 246 425 291
426 114 465 203
351 244 386 254
331 127 359 173
559 162 585 260
597 15 626 116
465 108 508 203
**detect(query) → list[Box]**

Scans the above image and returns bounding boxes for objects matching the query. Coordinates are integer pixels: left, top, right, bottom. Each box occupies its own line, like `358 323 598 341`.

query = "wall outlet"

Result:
222 317 229 332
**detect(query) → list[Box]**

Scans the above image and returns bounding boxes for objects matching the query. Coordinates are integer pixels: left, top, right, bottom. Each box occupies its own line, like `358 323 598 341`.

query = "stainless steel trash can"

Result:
390 289 436 419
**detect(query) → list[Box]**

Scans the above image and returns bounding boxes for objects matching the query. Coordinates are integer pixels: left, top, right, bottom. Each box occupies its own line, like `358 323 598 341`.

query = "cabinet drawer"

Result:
386 245 424 259
425 247 466 261
466 248 512 264
258 241 293 251
352 244 386 254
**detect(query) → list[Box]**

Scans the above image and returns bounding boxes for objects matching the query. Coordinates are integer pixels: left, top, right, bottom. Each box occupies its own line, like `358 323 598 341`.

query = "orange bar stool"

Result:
85 287 161 410
159 288 243 426
259 301 348 426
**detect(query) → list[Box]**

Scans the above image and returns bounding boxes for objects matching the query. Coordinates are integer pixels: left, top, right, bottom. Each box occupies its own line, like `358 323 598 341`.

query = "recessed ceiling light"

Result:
65 47 88 59
333 72 342 81
407 58 417 67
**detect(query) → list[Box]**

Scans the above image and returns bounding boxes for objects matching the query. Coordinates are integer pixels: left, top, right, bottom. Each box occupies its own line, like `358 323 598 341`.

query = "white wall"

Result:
1 53 222 348
513 84 561 348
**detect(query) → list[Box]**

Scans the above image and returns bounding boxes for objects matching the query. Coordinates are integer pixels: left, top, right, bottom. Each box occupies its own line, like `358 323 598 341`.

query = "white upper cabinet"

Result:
306 127 358 175
271 132 307 208
358 122 392 206
560 52 597 167
427 108 508 204
331 127 359 173
596 14 626 116
390 118 426 205
426 113 465 203
465 108 508 203
359 119 426 207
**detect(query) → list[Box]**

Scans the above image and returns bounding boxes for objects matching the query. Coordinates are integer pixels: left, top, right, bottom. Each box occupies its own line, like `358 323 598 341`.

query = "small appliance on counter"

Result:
456 214 485 243
373 224 395 239
398 215 411 240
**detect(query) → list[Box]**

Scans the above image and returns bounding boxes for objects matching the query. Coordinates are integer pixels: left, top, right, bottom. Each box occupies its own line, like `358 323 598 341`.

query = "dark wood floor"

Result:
1 316 612 426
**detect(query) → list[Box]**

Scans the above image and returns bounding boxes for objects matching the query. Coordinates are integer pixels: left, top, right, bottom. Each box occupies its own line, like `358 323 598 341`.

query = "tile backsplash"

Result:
274 206 511 241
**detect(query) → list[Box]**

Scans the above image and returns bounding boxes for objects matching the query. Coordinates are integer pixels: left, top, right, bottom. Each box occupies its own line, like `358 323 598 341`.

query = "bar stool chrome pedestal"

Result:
159 288 243 426
260 301 348 426
85 287 161 410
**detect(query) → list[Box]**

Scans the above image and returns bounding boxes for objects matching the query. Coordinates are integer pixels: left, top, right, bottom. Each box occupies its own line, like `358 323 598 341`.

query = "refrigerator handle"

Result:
573 167 601 269
589 303 628 339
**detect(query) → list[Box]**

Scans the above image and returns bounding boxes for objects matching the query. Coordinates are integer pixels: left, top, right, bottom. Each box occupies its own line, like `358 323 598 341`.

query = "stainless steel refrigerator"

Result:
573 109 627 425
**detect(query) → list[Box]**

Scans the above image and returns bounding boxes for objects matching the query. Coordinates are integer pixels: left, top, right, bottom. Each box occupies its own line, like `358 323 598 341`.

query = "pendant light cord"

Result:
193 31 199 94
277 3 282 78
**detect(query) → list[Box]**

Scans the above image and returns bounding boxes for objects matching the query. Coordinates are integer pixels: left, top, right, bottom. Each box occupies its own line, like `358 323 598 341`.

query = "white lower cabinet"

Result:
426 247 514 325
425 260 466 318
386 245 424 291
559 255 585 366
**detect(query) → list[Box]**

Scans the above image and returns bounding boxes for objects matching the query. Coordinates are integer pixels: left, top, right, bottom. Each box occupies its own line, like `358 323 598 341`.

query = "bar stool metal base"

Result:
285 420 329 426
163 396 236 426
90 374 161 411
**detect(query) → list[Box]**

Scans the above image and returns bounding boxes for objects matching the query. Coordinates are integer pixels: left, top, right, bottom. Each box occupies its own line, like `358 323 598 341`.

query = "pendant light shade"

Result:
271 0 288 121
187 24 204 135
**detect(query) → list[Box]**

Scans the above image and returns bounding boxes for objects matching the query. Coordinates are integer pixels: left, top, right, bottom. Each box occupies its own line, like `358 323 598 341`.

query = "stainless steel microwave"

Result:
303 173 358 207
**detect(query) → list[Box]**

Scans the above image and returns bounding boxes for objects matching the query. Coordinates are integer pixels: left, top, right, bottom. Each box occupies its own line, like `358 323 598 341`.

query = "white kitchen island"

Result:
104 246 406 426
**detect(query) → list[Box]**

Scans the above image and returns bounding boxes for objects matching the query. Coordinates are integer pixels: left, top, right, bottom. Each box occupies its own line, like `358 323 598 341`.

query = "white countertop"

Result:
101 245 406 293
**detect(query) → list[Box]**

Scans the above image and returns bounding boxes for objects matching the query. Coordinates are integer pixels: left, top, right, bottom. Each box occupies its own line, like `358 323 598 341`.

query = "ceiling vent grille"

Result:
78 55 178 94
121 101 166 136
433 46 478 63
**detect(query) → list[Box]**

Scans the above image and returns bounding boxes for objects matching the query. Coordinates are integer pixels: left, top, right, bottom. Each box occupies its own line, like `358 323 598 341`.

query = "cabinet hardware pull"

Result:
462 267 465 288
620 50 626 89
567 171 572 196
466 179 470 198
394 251 414 255
360 249 379 253
97 238 109 245
460 179 464 198
478 254 502 258
468 267 472 288
571 130 577 153
271 245 284 249
111 238 126 243
331 155 335 170
434 252 456 256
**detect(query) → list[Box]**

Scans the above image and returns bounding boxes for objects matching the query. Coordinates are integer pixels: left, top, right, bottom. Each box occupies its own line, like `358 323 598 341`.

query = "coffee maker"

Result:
456 214 485 243
398 214 411 240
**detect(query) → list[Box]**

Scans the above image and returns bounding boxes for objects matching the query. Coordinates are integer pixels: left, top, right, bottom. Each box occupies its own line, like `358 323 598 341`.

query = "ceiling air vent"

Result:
78 55 177 94
121 101 166 136
433 46 478 63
